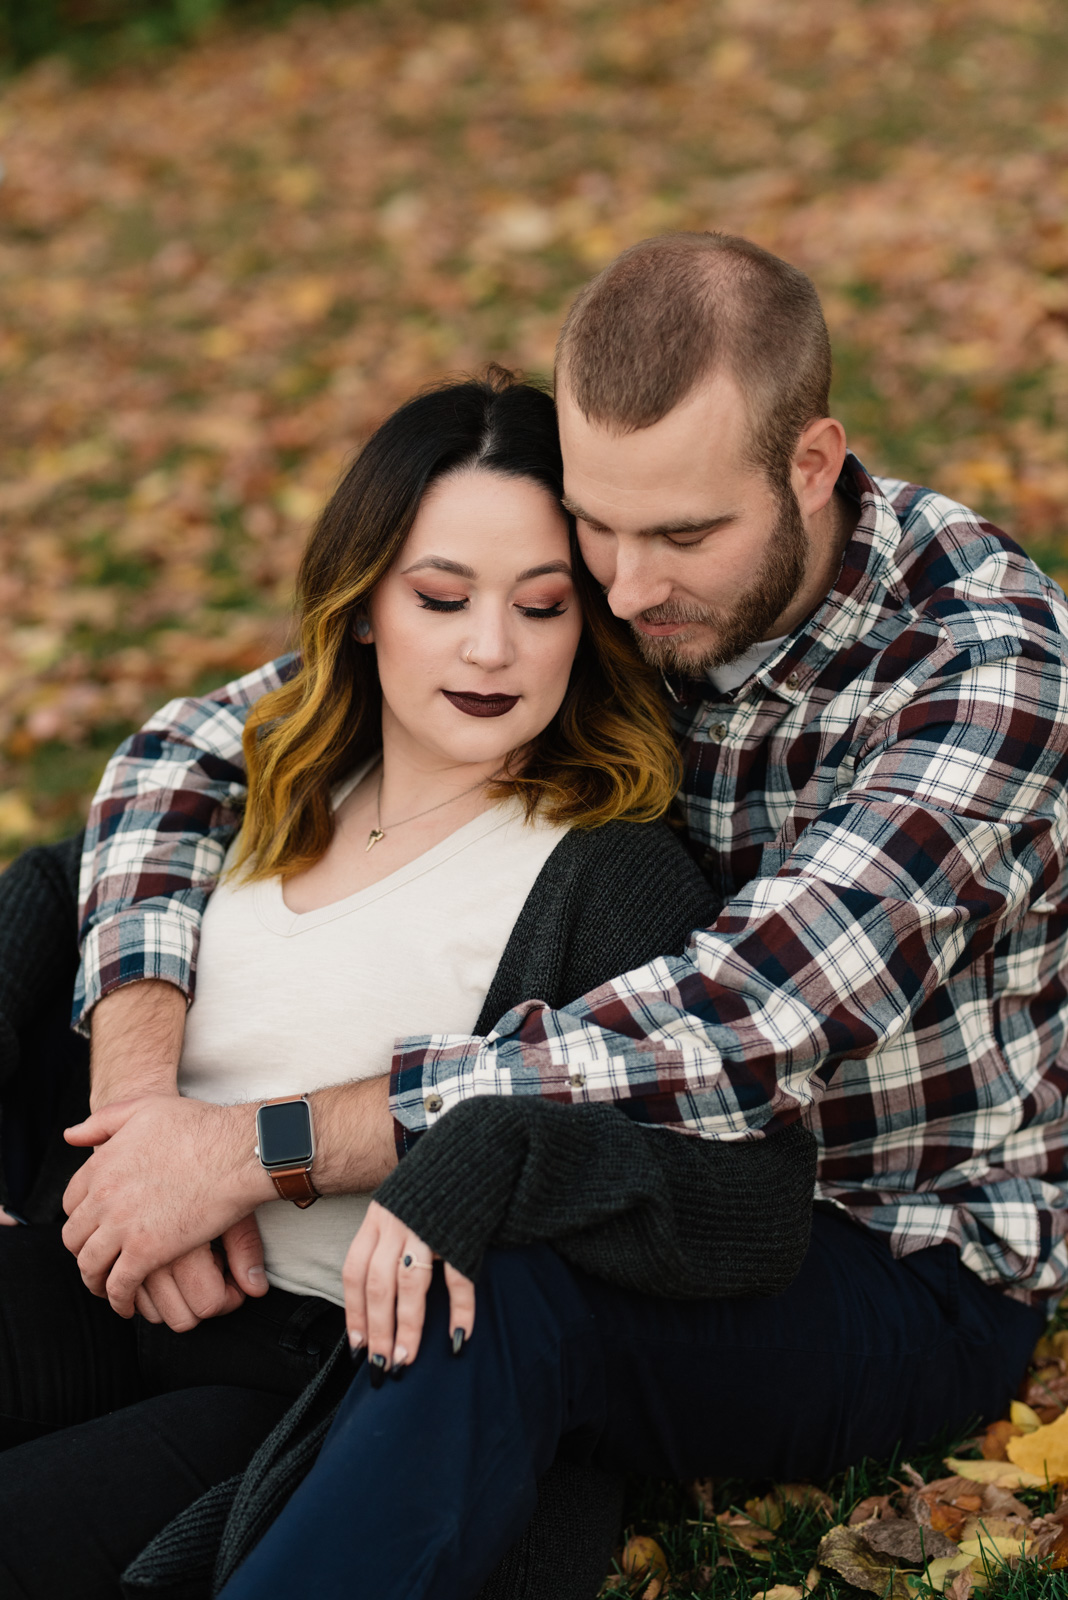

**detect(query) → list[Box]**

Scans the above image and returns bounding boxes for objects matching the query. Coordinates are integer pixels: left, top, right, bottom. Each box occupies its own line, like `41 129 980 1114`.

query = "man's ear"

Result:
791 416 847 519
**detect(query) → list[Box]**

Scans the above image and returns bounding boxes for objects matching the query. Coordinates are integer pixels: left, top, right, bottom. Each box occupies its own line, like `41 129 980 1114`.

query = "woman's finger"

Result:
342 1211 380 1356
392 1234 434 1369
363 1228 401 1383
443 1261 476 1356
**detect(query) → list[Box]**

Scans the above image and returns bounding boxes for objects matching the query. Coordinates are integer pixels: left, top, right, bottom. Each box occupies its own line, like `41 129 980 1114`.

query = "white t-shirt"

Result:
178 786 570 1306
706 634 788 696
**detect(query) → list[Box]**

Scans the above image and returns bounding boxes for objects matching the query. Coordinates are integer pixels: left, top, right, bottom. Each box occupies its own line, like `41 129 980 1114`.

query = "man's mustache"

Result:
634 601 717 628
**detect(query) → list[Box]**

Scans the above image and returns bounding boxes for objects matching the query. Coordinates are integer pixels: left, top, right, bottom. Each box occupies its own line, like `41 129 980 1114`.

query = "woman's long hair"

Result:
231 368 681 883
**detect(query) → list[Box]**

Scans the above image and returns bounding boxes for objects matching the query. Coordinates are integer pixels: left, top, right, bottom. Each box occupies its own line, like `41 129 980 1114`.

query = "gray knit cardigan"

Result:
117 818 817 1600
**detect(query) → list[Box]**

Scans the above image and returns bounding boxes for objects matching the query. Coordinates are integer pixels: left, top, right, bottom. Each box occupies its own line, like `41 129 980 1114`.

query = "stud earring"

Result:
354 617 372 640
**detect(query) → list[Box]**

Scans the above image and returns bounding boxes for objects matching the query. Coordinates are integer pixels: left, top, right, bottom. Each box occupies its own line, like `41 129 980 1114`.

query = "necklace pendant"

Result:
365 827 385 852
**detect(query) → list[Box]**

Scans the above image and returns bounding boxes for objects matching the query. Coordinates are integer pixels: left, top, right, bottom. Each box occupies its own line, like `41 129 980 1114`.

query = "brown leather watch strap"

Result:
268 1165 319 1209
260 1096 319 1209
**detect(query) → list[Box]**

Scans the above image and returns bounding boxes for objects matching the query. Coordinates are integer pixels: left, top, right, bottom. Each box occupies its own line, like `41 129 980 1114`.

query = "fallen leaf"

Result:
958 1530 1034 1564
850 1495 899 1526
816 1525 914 1598
861 1519 958 1566
944 1457 1045 1489
1006 1408 1068 1480
980 1420 1024 1460
621 1534 668 1598
759 1587 802 1600
802 1568 821 1593
774 1484 835 1521
1010 1400 1043 1432
920 1553 977 1595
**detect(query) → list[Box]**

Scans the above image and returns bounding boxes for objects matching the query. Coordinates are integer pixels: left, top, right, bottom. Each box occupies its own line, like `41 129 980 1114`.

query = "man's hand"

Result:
62 1095 274 1317
134 1218 268 1331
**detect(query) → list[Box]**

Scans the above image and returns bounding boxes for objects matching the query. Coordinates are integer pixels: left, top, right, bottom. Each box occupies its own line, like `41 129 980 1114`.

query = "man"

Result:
20 232 1068 1583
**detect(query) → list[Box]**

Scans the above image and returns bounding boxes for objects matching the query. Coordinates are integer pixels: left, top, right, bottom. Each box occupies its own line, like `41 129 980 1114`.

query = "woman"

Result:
0 371 815 1600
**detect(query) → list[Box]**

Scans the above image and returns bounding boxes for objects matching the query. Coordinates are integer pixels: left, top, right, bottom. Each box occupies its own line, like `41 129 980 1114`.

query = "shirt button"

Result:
710 722 728 743
784 672 801 690
569 1073 586 1088
424 1094 443 1114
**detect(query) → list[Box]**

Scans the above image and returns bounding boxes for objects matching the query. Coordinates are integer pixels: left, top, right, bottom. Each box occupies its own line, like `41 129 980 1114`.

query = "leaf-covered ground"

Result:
2 0 1068 848
4 5 1068 1594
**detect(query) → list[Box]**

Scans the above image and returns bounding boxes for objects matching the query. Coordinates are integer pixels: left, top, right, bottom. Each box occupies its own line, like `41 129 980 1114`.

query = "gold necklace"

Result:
365 768 491 852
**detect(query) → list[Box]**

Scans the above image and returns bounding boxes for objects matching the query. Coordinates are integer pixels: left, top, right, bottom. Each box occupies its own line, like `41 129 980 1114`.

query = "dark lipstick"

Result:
443 691 520 718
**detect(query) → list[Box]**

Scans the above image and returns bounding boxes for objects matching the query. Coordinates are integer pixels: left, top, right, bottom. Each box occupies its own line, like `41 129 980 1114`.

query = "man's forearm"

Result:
88 979 187 1111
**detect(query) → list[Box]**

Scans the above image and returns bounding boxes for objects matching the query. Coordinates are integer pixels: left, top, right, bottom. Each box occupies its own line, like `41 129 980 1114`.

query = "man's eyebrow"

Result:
400 556 477 578
561 497 736 538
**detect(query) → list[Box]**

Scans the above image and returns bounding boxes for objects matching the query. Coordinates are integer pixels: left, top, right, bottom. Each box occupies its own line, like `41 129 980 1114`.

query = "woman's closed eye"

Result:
415 590 569 620
516 601 568 619
415 590 467 613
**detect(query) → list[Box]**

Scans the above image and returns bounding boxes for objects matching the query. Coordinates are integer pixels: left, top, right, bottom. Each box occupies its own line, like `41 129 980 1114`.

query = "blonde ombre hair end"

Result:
230 372 680 885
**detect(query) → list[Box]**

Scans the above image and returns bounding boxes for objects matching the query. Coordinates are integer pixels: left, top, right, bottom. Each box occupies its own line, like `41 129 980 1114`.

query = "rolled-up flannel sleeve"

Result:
391 640 1068 1141
73 654 299 1032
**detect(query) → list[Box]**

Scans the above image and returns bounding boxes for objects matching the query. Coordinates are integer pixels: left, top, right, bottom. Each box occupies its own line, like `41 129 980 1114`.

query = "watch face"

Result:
257 1100 314 1168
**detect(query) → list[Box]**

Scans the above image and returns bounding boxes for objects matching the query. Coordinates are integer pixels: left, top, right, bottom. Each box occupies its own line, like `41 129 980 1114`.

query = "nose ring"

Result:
463 647 475 664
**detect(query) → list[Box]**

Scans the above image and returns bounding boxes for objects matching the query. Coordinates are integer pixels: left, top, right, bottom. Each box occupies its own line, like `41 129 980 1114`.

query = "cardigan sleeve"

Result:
379 819 817 1299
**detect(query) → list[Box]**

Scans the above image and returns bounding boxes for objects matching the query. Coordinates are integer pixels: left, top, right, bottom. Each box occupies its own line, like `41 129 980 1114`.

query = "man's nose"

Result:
604 540 673 620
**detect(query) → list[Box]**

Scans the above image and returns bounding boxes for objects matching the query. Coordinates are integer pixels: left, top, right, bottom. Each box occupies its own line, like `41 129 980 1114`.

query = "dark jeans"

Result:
217 1208 1046 1600
0 1224 344 1599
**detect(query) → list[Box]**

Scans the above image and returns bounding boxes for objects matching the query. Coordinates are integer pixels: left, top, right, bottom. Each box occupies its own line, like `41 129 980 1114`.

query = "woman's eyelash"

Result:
415 591 467 612
415 591 567 620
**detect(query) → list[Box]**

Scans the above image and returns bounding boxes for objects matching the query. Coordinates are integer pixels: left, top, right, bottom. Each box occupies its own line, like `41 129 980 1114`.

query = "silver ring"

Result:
401 1254 433 1272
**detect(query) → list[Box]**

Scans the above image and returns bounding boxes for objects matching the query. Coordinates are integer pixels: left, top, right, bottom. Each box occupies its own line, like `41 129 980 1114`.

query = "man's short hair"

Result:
555 232 832 487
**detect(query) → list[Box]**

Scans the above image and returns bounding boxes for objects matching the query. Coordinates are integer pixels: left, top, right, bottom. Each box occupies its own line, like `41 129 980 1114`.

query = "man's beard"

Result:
630 487 808 676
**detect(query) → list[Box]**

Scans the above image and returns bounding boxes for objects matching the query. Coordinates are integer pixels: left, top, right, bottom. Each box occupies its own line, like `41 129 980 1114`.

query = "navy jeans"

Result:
219 1208 1046 1600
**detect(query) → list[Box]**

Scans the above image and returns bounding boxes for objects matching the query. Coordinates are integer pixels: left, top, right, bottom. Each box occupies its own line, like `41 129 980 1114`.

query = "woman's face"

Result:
365 468 583 771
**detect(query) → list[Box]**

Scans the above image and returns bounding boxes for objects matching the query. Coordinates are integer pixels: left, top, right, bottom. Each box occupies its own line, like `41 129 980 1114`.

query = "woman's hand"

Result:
343 1200 475 1379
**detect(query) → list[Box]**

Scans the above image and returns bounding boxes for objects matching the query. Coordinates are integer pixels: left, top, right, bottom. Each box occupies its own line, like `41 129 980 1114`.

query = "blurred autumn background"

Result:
1 0 1067 859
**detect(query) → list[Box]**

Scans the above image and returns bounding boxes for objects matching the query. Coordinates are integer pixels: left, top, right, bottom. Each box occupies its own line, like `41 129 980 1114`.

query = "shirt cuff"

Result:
72 909 200 1035
389 1035 490 1145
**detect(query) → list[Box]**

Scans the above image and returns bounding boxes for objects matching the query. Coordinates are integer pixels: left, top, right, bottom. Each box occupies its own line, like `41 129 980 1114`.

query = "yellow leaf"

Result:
621 1534 668 1595
802 1568 821 1593
761 1587 803 1600
0 791 37 840
921 1553 977 1594
1010 1400 1042 1432
958 1532 1034 1564
1005 1407 1068 1480
943 1456 1045 1488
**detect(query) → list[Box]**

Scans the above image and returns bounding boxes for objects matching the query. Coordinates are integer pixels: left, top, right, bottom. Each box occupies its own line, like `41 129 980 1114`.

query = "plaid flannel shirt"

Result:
75 456 1068 1303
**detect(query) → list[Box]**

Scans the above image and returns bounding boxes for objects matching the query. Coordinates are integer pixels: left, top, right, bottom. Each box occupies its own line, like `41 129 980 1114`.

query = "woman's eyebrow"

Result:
401 556 476 578
515 560 572 581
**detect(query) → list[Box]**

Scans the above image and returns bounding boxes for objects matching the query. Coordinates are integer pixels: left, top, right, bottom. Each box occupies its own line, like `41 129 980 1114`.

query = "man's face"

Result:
557 371 808 674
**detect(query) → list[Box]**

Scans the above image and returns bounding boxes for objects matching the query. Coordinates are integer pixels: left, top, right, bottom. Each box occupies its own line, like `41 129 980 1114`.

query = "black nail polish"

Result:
451 1328 466 1357
369 1353 388 1388
349 1342 366 1368
390 1361 406 1381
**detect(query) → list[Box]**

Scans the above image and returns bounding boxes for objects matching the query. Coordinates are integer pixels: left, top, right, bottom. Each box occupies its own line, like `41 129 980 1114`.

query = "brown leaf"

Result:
849 1495 899 1526
944 1570 976 1600
816 1525 914 1599
859 1519 959 1567
774 1484 835 1521
981 1419 1025 1460
690 1478 716 1519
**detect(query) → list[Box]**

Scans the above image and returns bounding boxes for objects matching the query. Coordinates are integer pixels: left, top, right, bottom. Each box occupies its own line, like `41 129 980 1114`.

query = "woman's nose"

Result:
460 607 516 672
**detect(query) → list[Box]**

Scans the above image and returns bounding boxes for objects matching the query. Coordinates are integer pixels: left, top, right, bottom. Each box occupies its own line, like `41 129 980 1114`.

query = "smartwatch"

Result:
255 1096 319 1208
